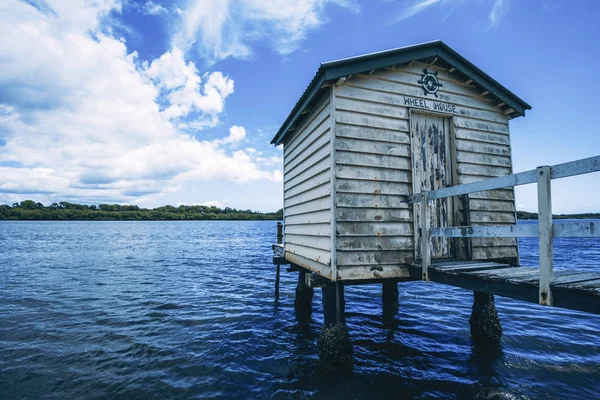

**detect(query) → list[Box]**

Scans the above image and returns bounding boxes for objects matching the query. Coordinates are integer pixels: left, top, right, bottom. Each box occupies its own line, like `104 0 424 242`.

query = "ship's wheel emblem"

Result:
417 68 442 97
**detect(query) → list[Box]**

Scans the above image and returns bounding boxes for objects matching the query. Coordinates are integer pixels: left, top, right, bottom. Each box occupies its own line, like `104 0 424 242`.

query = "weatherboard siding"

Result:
283 91 333 276
333 62 517 271
334 77 415 276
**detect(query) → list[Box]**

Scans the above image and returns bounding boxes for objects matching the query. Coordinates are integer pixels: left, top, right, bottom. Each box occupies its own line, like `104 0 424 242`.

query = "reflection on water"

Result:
0 220 598 399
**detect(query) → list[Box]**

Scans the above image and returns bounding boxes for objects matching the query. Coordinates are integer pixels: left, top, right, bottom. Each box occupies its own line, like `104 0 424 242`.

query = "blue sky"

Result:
0 0 598 213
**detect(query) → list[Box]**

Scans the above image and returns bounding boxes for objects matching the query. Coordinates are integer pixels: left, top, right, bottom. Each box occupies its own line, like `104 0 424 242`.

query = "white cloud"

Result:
223 125 246 144
173 0 359 63
142 1 167 15
489 0 510 28
386 0 510 27
0 0 282 206
145 48 234 125
386 0 441 25
199 200 228 208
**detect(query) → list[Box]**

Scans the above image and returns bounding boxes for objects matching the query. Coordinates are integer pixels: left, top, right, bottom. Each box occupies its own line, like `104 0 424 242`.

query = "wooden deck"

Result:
409 260 600 315
275 244 600 315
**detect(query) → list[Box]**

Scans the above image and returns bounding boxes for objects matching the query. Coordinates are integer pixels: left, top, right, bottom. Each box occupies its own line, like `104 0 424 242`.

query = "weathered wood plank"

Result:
336 179 411 196
471 265 533 275
469 198 515 212
284 170 330 199
554 222 600 238
336 137 411 157
457 163 512 177
285 195 331 216
455 139 510 157
456 152 512 167
551 155 600 180
336 193 410 209
515 270 589 284
335 109 409 132
558 278 600 290
336 165 411 183
336 221 413 237
552 272 600 286
285 252 332 280
337 264 411 281
285 243 331 265
284 153 330 184
335 85 412 109
336 123 411 144
337 150 411 170
285 223 331 236
335 96 409 119
284 185 330 208
336 207 411 222
337 236 412 251
285 210 331 225
285 234 331 251
469 211 515 224
454 129 510 145
337 249 413 266
472 246 518 259
470 266 539 279
472 237 518 247
468 189 515 201
431 260 479 266
431 224 531 238
453 117 509 135
433 262 510 273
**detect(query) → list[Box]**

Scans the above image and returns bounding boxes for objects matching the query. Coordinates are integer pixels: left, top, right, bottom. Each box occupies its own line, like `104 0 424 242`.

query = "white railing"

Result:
409 155 600 306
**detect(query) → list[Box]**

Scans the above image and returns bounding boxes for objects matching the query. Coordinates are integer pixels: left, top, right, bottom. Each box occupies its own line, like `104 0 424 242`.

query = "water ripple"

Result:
0 220 598 399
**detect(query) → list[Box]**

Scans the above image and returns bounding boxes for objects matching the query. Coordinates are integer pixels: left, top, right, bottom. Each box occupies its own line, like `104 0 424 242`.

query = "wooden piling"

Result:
382 281 399 304
294 268 314 311
322 282 345 327
275 222 283 301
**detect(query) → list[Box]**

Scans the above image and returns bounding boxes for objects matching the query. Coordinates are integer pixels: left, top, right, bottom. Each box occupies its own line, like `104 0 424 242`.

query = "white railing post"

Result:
420 191 431 281
537 166 553 305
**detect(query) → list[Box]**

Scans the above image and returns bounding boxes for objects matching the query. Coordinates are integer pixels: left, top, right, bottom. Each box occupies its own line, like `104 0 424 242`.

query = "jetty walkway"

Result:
274 155 600 316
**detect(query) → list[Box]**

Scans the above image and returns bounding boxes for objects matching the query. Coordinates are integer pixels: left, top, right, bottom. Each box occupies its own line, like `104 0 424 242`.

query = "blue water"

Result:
0 220 599 399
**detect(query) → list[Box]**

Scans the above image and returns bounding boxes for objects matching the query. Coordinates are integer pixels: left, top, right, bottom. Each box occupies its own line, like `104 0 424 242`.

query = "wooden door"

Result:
411 112 455 259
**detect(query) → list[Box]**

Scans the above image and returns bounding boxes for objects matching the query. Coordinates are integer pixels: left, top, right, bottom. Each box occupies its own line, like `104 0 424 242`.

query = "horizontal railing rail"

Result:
413 155 600 307
408 155 600 203
431 221 600 238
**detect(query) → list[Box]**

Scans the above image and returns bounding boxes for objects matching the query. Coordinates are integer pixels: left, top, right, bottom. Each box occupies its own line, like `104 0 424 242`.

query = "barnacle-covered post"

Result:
469 292 502 345
318 282 352 373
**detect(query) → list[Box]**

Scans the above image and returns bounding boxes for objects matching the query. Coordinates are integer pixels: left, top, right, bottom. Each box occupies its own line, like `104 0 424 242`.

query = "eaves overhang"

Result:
271 40 531 146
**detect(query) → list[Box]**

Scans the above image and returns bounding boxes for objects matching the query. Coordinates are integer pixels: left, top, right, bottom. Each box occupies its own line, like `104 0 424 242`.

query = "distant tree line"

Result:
0 200 283 221
517 211 600 220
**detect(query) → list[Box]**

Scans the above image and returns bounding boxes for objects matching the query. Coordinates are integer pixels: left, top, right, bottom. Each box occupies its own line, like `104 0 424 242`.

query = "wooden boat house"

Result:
271 40 532 283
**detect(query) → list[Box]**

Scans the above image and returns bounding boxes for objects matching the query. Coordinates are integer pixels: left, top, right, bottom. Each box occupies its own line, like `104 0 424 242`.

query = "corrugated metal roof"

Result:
271 40 532 145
